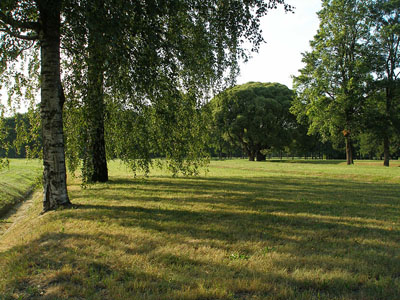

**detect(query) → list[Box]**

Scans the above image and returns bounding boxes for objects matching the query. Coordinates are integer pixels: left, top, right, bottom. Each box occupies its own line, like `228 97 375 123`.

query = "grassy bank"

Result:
0 159 399 299
0 159 42 218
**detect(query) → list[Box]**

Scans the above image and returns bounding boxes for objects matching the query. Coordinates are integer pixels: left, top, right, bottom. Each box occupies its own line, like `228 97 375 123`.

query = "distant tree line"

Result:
207 0 400 165
0 112 41 159
3 79 399 163
207 82 400 161
291 0 400 166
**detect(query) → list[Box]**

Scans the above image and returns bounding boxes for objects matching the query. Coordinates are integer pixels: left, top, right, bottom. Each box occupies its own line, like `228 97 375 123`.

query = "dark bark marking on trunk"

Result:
37 0 71 212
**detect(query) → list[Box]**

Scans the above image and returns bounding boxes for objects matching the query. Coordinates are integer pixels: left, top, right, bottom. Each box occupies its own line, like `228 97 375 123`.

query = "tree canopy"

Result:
291 0 375 165
210 82 295 161
1 0 293 211
291 0 400 166
61 0 294 181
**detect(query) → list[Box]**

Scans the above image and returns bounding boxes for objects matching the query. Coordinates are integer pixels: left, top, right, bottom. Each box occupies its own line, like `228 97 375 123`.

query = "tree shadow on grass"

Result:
267 159 346 165
1 175 399 299
67 175 400 259
68 176 400 294
1 227 399 300
77 175 400 221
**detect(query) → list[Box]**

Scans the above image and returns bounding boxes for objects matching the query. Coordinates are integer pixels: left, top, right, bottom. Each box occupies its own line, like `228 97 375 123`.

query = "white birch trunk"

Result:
37 0 71 211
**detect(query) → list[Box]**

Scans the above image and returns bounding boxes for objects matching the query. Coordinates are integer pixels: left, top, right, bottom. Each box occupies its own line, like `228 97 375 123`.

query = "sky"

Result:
237 0 322 88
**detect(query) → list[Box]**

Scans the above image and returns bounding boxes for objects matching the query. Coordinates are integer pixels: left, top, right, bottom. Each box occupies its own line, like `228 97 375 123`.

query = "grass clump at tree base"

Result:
0 159 399 299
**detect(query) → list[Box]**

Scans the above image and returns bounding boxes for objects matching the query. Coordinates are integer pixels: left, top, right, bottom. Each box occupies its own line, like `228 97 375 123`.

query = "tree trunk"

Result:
83 55 108 183
248 150 255 161
82 3 108 183
383 85 394 167
256 150 266 161
345 135 353 165
383 135 390 167
38 0 71 212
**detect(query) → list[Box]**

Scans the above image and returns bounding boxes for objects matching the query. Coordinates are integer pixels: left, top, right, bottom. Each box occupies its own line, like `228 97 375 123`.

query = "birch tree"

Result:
1 0 71 211
1 0 293 211
62 0 295 180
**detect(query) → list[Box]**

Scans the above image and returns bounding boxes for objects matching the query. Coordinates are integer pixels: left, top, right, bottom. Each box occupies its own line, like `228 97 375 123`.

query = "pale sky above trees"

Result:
238 0 322 88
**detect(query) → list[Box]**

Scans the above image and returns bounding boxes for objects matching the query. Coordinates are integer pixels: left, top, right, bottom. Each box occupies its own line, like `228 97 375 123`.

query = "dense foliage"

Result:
0 113 39 158
291 0 400 166
1 0 293 210
61 0 294 182
210 82 296 161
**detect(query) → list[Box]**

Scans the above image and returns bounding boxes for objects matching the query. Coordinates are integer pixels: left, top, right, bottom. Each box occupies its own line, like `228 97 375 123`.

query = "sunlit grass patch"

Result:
0 159 399 299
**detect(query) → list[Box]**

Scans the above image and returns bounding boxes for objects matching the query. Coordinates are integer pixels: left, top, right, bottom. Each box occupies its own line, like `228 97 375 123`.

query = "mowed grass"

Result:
0 159 42 217
0 159 399 299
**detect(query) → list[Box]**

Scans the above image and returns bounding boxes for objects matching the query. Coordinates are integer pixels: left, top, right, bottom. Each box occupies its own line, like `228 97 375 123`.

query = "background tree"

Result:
0 104 9 168
368 0 400 166
211 82 295 161
207 120 244 159
286 123 322 159
0 112 41 158
292 0 375 165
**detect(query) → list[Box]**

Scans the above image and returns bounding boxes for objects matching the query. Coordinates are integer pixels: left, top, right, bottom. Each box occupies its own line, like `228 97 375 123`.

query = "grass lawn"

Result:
0 159 399 299
0 159 42 218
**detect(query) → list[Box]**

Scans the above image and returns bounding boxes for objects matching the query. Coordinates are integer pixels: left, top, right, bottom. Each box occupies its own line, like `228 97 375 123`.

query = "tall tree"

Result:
0 0 71 211
211 82 295 161
1 0 293 211
292 0 373 165
62 0 295 179
80 0 108 182
369 0 400 166
62 0 112 183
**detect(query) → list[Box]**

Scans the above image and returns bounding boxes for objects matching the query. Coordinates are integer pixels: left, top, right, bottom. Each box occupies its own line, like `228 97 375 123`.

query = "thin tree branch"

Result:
393 37 400 59
15 41 36 57
0 27 38 41
0 11 39 31
326 90 335 101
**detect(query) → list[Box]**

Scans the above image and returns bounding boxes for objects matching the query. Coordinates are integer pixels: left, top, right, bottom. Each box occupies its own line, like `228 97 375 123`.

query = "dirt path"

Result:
0 194 36 236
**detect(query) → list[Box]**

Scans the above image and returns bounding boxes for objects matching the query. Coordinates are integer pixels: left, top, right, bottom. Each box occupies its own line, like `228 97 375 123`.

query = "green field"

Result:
0 159 42 218
0 159 399 299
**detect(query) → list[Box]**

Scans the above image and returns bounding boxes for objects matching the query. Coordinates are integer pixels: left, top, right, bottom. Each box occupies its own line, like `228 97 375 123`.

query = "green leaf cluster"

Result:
60 0 294 178
1 0 294 179
292 0 400 165
210 82 295 161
